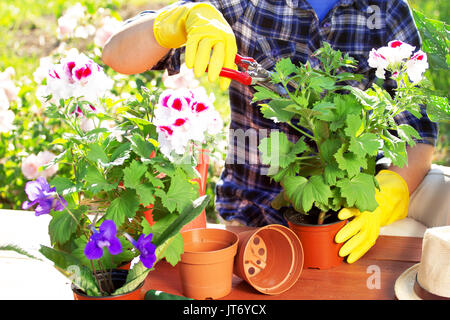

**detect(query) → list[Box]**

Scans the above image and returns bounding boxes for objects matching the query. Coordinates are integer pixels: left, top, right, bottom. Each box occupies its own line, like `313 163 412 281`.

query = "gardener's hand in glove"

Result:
335 170 409 264
153 2 237 90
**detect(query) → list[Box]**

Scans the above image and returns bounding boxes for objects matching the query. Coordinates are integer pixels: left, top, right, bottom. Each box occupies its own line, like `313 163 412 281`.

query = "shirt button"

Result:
323 22 331 28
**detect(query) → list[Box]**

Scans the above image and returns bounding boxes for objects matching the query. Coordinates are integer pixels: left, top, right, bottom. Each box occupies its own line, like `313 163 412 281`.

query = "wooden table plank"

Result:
143 234 422 300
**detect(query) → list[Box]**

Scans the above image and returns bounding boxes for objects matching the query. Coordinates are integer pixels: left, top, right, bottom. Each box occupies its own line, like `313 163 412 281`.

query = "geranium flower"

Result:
84 220 122 260
405 50 429 83
124 233 157 269
377 40 415 65
368 48 389 79
94 16 122 48
0 108 15 133
154 88 223 158
22 177 67 216
42 50 113 103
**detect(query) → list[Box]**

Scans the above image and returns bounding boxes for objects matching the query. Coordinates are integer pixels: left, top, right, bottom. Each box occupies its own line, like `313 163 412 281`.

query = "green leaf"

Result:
163 169 199 213
105 190 140 225
309 76 336 92
252 85 283 102
273 58 297 82
323 162 345 185
129 133 155 159
85 166 115 194
259 100 295 123
337 173 378 212
426 95 450 122
123 160 147 189
112 261 150 296
48 207 83 245
258 131 305 173
86 144 109 165
349 133 381 158
136 183 154 207
396 124 421 147
334 145 366 178
344 114 363 138
282 175 332 213
153 195 211 248
50 176 79 196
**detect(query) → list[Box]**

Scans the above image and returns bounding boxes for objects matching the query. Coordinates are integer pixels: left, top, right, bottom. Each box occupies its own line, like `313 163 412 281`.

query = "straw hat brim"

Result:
394 263 422 300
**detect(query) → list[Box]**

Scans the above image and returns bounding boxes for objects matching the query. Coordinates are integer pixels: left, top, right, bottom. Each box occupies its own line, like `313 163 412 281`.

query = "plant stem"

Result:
287 121 315 140
318 211 326 225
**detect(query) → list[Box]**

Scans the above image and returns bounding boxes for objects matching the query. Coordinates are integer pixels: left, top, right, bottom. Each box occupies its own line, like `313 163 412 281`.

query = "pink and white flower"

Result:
42 50 113 103
162 64 200 89
57 3 95 40
0 67 20 104
368 48 389 79
405 50 429 83
21 151 58 180
154 88 223 158
377 40 415 65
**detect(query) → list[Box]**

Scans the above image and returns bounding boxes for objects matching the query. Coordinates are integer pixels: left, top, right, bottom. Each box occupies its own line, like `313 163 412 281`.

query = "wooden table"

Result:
143 226 423 300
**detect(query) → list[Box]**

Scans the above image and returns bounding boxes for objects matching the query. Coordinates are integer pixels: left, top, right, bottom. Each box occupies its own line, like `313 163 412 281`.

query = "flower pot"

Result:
285 211 346 269
179 228 239 299
72 269 145 300
181 149 209 232
234 224 304 295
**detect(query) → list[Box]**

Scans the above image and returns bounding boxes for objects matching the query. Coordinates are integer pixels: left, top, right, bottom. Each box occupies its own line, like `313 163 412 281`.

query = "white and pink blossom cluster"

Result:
21 151 58 180
154 88 223 158
57 3 95 40
0 67 20 133
39 49 113 103
368 40 429 83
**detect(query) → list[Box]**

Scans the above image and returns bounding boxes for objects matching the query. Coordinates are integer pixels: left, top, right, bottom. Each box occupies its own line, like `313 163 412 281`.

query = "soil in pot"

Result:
284 208 346 270
72 269 144 300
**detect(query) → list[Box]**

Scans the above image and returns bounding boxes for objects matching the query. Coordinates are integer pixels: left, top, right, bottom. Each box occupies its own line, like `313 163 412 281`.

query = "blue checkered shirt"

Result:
129 0 439 227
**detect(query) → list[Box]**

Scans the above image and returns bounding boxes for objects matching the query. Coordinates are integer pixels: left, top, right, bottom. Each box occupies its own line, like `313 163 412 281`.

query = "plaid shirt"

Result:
130 0 438 227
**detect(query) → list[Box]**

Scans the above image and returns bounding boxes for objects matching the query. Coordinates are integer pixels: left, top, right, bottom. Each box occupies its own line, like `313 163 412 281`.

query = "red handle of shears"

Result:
206 54 257 86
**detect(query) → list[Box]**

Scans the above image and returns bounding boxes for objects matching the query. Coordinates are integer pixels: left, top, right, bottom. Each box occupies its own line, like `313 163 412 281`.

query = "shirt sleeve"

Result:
384 0 438 146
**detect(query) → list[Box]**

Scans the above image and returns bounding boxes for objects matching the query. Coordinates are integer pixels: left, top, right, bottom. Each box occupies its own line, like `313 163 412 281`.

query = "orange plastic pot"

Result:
72 269 144 300
286 217 346 270
234 224 304 295
179 228 238 299
181 149 209 232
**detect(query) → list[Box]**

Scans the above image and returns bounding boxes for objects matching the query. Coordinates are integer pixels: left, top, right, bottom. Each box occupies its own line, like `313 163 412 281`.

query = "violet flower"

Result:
84 220 122 260
22 177 67 216
125 233 157 269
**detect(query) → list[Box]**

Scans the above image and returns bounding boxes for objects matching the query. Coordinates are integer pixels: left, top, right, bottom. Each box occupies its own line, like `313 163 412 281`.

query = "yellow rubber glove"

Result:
335 170 409 264
153 2 237 90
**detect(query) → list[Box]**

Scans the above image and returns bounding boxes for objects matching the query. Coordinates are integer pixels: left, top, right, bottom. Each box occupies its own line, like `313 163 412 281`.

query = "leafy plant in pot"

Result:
255 41 447 269
18 50 220 298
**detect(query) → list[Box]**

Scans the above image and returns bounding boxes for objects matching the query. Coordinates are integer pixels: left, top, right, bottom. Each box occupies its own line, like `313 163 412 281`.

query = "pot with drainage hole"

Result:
234 224 304 295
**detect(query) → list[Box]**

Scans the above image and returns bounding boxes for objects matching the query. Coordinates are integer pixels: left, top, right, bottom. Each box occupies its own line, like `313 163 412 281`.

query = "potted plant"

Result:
18 50 220 299
254 41 447 269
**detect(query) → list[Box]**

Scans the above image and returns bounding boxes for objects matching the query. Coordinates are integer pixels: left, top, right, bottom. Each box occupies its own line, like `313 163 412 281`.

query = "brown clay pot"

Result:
179 228 238 299
234 224 304 295
72 269 145 300
285 215 346 270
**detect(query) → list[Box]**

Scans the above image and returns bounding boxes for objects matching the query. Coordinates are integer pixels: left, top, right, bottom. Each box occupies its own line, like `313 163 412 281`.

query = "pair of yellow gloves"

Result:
152 3 410 264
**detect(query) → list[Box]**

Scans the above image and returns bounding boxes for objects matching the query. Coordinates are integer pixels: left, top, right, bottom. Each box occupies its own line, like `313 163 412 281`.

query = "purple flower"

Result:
22 177 67 216
125 233 157 269
84 220 122 260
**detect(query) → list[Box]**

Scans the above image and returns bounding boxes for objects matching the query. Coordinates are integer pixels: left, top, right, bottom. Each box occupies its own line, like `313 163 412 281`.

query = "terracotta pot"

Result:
234 224 304 295
285 214 346 269
179 228 239 299
181 149 210 232
117 261 132 270
72 269 144 300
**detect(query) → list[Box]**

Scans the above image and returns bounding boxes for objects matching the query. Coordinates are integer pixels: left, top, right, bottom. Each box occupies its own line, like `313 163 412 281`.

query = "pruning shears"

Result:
215 54 290 97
